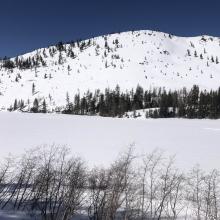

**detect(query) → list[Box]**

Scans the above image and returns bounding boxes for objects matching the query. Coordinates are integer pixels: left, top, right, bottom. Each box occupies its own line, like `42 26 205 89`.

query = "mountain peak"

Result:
0 30 220 110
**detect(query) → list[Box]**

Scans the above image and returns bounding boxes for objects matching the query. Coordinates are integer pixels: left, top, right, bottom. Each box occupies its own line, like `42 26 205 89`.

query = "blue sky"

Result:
1 0 219 57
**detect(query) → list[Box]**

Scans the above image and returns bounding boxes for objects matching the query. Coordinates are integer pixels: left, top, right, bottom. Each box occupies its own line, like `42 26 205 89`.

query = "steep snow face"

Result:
0 30 220 110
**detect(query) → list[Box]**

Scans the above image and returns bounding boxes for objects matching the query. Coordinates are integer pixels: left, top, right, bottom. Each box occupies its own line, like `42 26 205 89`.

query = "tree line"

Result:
10 85 220 119
0 145 219 220
62 85 220 119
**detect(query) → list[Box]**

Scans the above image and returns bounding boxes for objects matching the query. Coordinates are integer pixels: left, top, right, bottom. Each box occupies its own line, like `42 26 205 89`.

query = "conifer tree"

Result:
13 99 18 111
42 99 47 113
32 83 35 95
31 98 39 113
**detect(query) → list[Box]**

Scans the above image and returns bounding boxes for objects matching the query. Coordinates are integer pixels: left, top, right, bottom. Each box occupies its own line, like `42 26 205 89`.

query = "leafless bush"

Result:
88 147 137 220
187 166 220 220
29 145 87 220
0 146 220 220
0 146 87 220
136 150 187 220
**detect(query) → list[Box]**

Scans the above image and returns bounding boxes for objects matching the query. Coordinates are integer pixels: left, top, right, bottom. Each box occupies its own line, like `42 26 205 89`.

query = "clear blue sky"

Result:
1 0 219 57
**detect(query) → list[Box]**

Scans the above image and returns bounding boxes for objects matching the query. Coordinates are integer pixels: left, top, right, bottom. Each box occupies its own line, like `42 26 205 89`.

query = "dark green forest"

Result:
10 84 220 119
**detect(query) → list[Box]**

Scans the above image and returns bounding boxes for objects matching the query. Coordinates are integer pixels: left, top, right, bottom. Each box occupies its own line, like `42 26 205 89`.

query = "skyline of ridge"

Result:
1 29 220 59
1 0 219 57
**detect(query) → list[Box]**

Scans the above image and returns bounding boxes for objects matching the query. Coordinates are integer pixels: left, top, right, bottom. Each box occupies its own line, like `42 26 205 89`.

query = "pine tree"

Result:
58 52 63 65
98 94 106 116
187 49 191 56
198 91 208 118
159 91 169 117
64 92 73 113
194 51 198 57
73 94 81 115
13 99 18 111
20 99 24 110
152 109 159 118
32 83 35 95
56 41 64 51
133 85 144 110
67 65 71 75
31 98 39 113
186 85 199 118
209 91 218 119
42 99 47 113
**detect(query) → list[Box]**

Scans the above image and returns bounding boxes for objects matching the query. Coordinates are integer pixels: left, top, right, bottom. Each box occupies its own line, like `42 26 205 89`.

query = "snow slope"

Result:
1 112 220 171
0 30 220 110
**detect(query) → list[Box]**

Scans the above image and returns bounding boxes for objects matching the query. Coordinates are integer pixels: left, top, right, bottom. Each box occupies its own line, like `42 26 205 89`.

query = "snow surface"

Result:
1 29 220 219
0 112 220 171
1 30 220 110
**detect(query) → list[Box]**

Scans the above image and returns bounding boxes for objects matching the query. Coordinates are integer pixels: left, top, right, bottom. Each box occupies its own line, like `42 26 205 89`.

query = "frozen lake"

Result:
0 112 220 170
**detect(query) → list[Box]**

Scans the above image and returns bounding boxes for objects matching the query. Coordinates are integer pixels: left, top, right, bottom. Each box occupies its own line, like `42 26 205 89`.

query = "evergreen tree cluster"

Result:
187 48 219 65
60 85 220 119
2 54 46 70
0 39 92 71
8 85 220 119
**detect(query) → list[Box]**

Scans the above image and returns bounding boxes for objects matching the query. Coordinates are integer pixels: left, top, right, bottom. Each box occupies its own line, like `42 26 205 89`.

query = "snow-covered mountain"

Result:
1 30 220 110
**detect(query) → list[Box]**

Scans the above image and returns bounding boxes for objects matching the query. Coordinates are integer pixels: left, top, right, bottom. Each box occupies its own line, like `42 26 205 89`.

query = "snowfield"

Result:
1 112 220 171
1 30 220 110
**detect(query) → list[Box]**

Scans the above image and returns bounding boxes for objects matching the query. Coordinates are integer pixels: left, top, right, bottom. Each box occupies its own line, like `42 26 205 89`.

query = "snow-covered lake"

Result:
0 112 220 170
